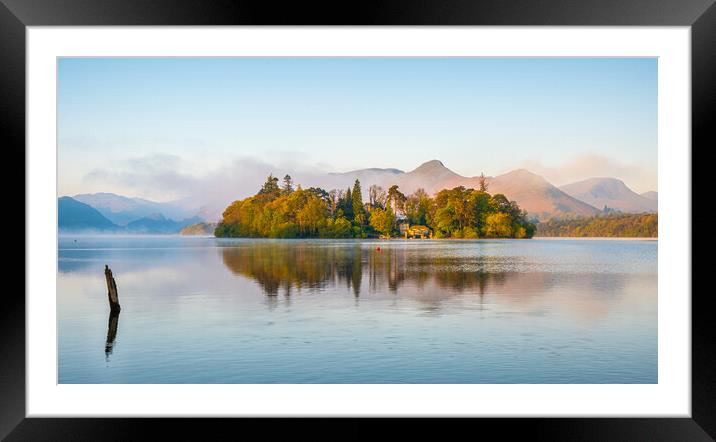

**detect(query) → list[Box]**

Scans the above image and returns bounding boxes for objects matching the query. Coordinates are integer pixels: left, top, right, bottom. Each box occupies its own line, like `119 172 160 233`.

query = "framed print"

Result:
4 0 714 439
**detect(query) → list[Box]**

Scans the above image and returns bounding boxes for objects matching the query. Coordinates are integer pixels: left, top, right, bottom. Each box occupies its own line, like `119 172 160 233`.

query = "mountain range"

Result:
327 160 654 220
559 177 657 213
58 196 119 232
60 159 656 232
59 196 204 233
72 192 201 226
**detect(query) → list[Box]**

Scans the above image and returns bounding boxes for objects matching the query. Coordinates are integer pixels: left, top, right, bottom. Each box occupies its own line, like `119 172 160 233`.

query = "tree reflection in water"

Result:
220 242 509 299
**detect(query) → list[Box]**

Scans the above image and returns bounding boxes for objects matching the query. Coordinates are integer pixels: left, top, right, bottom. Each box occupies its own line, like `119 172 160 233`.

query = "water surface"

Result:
58 236 657 383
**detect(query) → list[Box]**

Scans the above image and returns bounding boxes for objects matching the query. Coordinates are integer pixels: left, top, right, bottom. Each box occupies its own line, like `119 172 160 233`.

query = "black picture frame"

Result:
3 0 713 439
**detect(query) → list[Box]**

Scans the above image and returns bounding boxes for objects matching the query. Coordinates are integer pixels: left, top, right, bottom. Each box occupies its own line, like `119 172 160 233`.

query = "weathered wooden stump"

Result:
104 265 121 313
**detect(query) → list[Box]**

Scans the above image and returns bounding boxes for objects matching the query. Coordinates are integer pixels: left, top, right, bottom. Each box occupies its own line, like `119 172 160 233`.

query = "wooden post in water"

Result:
104 265 121 313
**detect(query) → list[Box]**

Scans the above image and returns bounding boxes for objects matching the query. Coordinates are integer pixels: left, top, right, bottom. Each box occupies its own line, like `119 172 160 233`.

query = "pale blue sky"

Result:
58 57 657 200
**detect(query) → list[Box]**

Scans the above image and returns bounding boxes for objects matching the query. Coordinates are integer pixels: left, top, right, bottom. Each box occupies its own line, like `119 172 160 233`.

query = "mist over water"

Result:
58 236 657 383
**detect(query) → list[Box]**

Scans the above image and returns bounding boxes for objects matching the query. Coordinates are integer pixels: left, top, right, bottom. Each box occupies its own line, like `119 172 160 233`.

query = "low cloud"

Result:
81 152 657 221
82 154 356 220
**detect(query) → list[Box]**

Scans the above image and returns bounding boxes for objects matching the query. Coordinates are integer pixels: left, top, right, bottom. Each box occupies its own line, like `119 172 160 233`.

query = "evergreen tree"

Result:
344 187 354 220
478 172 489 192
257 174 281 201
352 179 364 225
387 185 406 215
282 174 294 194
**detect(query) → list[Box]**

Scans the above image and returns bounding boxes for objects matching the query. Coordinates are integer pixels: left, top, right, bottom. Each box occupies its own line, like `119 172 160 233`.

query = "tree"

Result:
352 179 365 225
478 172 489 192
257 174 281 201
387 185 407 215
433 204 459 237
469 190 491 233
368 184 387 209
307 187 330 204
282 175 294 194
216 173 536 240
328 189 342 217
343 187 354 220
332 216 353 238
490 193 512 213
369 206 396 237
404 188 432 225
296 196 326 236
484 212 513 238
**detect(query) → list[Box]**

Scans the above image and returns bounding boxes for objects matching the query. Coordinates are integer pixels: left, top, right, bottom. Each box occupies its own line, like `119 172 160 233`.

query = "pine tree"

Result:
344 187 354 220
478 173 489 192
282 174 294 194
352 179 364 225
258 174 281 201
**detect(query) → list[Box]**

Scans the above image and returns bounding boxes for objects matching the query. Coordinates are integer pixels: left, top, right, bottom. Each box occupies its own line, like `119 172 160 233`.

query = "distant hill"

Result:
325 160 460 196
327 160 600 220
58 196 119 232
487 169 601 220
71 161 654 225
641 191 658 202
73 192 204 226
329 167 404 180
125 213 204 234
180 222 217 236
559 178 657 213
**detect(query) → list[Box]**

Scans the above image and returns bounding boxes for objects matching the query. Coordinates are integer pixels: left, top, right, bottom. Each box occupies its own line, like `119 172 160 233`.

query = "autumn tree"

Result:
215 175 536 240
484 212 513 238
369 206 396 237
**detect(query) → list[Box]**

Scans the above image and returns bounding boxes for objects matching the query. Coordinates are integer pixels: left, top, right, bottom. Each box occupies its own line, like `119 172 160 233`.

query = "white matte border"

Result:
27 27 690 417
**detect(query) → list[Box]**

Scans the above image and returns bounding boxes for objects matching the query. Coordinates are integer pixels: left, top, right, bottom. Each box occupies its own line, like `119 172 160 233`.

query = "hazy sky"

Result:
58 57 657 201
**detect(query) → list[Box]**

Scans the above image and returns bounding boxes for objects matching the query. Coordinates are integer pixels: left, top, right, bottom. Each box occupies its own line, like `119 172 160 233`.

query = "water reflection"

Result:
220 242 510 297
58 237 657 384
105 310 120 358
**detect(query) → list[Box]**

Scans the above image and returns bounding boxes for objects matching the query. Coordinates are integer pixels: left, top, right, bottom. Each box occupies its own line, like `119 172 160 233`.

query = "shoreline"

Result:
531 236 657 241
59 233 657 241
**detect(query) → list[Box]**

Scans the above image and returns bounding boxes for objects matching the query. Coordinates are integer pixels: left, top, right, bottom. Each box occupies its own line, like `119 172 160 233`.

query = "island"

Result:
214 174 536 239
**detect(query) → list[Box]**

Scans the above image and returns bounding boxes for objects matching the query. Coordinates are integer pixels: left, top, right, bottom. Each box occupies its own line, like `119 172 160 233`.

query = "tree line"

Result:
535 213 657 237
214 174 536 239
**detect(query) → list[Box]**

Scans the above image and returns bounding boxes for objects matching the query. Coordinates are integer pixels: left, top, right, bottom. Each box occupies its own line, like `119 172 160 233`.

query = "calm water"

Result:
58 236 657 383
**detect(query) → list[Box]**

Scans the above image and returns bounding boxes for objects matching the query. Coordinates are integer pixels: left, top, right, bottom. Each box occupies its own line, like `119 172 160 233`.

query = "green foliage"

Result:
369 206 396 237
404 188 432 225
535 213 657 237
484 212 513 238
215 174 536 239
257 174 281 201
387 185 407 214
343 187 354 220
352 179 365 225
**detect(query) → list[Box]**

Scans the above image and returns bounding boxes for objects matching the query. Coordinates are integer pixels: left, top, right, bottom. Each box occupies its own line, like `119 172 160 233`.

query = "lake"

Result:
58 236 657 383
